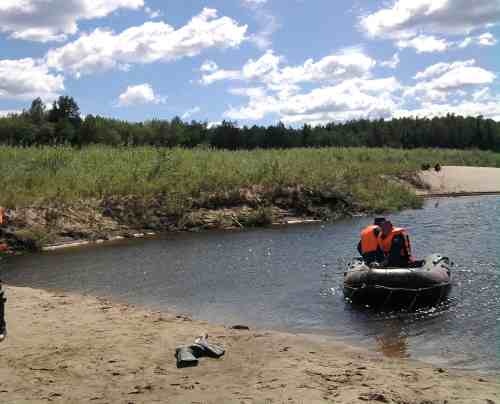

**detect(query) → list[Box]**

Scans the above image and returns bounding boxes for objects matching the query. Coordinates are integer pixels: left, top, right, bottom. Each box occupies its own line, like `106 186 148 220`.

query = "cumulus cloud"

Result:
360 0 500 39
380 53 400 69
396 35 450 53
225 77 402 124
395 100 500 121
0 58 64 101
459 32 497 48
144 6 162 19
117 83 165 106
200 47 406 125
406 60 496 102
0 0 144 42
46 8 248 76
181 106 201 120
0 110 21 117
201 48 376 88
200 60 219 73
220 53 500 125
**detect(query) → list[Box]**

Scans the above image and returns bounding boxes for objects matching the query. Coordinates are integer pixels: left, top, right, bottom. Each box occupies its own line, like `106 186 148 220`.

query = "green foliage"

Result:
1 98 500 151
238 207 273 227
0 146 498 215
11 227 55 251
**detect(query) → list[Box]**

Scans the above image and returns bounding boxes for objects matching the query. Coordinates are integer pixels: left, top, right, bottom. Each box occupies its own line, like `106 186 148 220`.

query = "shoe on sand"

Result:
193 334 225 358
175 346 198 368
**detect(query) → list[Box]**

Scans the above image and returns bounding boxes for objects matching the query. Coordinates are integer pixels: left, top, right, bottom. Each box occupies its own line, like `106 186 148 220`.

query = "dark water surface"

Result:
2 197 499 373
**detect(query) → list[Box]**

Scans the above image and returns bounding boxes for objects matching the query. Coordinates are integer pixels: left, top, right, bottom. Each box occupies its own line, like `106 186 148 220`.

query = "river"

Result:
2 196 499 374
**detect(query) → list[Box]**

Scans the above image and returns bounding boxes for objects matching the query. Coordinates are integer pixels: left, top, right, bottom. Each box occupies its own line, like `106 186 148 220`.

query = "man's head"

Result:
374 217 386 227
381 220 393 236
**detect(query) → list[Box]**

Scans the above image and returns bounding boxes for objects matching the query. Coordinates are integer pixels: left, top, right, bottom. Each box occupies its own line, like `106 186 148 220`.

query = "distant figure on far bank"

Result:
357 217 386 265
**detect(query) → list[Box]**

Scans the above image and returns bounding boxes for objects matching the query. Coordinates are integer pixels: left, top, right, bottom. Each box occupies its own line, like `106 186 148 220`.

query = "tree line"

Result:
1 96 499 151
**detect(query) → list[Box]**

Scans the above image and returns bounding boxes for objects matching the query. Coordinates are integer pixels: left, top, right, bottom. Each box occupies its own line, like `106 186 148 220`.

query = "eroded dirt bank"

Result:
0 186 354 252
0 286 498 404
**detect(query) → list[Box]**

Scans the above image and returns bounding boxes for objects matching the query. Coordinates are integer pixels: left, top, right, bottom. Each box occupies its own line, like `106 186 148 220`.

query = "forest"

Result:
1 96 499 151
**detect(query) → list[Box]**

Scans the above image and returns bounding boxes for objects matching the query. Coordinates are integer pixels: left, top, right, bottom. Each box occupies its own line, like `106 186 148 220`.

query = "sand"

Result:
0 286 498 404
418 166 500 196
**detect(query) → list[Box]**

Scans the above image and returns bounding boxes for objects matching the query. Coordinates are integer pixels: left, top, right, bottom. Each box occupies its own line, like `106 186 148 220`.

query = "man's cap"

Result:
374 217 386 226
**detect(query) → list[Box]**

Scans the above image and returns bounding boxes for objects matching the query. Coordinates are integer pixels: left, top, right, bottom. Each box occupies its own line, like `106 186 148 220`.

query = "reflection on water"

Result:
1 196 499 374
375 323 410 359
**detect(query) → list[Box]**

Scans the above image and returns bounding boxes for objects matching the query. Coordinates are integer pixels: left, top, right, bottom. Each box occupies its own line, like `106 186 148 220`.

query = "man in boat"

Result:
357 217 386 264
378 220 413 267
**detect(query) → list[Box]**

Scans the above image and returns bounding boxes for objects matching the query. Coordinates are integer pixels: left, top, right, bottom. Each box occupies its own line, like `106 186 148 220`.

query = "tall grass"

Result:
1 146 498 213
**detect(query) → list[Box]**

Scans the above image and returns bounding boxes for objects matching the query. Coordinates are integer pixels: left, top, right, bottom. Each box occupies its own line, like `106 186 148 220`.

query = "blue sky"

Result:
1 0 499 126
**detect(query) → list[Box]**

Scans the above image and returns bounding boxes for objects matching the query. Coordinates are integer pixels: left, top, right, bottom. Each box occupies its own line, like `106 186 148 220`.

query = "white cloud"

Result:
207 121 222 129
360 0 500 39
478 32 497 46
201 69 242 85
0 58 64 101
200 61 219 73
202 48 401 125
181 106 201 120
46 8 248 76
413 60 475 80
275 48 376 85
145 6 162 19
406 60 496 102
0 0 144 42
201 48 376 88
459 32 497 48
247 7 279 50
0 110 21 117
117 83 165 107
222 54 500 125
472 87 491 102
396 35 450 53
380 53 400 69
225 77 402 124
395 101 500 121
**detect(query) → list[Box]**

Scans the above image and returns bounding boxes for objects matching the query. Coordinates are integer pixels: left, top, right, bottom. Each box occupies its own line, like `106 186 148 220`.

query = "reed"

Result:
1 146 498 213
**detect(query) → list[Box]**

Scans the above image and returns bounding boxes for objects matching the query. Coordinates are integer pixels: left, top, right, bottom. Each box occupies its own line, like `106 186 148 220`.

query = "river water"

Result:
2 196 499 374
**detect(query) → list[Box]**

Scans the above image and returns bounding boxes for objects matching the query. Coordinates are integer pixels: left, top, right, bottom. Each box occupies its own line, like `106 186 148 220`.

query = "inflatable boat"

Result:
343 254 452 309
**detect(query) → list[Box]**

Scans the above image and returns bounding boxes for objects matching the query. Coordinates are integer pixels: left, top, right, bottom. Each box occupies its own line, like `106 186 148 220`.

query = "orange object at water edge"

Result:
0 206 4 225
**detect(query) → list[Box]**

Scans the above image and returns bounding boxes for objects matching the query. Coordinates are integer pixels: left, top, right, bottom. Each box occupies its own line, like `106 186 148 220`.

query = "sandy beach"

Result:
418 166 500 196
0 286 498 404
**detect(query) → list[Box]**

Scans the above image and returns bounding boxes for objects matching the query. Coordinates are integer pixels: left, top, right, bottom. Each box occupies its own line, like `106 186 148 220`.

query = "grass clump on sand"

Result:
0 146 498 214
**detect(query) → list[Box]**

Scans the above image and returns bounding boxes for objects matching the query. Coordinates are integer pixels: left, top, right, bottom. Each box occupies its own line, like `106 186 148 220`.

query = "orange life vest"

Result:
360 225 381 254
379 227 412 259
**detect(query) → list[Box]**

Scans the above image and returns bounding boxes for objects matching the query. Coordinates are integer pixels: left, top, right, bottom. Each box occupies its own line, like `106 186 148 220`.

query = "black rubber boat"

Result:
343 254 452 309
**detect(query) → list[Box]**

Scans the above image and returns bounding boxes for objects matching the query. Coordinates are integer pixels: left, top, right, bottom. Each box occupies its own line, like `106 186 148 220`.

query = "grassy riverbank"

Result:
2 146 499 207
0 146 499 250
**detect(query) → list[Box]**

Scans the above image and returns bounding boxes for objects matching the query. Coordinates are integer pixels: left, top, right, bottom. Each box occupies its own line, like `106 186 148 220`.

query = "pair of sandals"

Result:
176 334 225 368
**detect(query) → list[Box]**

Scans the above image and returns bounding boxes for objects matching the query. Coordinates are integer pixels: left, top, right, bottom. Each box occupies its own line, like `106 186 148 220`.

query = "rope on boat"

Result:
344 282 451 293
344 283 450 310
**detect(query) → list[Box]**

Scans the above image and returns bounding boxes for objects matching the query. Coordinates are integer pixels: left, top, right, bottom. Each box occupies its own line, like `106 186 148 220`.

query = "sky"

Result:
1 0 500 126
